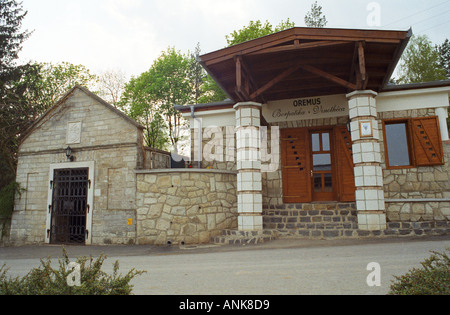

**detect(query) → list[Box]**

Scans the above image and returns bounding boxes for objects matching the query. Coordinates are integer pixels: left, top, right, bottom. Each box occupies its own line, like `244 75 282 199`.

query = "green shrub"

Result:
389 249 449 295
0 181 23 219
0 248 146 295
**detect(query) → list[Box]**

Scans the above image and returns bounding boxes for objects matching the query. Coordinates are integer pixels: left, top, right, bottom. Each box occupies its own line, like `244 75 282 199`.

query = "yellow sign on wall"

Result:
128 218 133 226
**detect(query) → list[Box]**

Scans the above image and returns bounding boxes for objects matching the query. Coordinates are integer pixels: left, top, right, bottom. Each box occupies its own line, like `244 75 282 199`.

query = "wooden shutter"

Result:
411 117 444 166
335 126 356 202
281 128 311 203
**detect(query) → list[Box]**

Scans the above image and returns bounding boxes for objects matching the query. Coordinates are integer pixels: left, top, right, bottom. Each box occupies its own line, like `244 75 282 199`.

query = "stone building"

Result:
6 27 450 246
176 27 450 243
9 86 146 245
8 85 237 246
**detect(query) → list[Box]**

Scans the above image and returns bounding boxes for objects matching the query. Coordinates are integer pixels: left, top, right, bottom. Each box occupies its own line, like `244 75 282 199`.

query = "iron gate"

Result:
50 168 89 244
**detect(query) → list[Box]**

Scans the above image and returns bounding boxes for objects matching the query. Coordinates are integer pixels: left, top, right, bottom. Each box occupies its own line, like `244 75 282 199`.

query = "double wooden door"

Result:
281 126 355 203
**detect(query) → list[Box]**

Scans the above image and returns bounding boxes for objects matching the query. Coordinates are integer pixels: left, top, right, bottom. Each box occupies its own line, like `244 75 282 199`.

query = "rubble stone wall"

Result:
136 169 238 245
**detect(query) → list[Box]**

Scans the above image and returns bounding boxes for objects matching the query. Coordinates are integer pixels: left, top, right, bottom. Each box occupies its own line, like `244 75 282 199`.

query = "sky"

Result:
18 0 450 80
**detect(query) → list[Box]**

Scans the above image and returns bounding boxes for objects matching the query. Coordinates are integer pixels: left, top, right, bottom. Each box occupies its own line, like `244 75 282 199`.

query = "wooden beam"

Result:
236 55 242 93
234 55 266 102
357 41 367 89
239 57 265 103
250 65 301 100
249 40 351 56
235 56 250 100
200 27 407 66
348 42 359 87
300 64 357 90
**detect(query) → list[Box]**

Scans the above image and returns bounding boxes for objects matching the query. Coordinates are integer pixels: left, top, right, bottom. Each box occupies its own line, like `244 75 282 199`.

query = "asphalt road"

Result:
1 235 449 296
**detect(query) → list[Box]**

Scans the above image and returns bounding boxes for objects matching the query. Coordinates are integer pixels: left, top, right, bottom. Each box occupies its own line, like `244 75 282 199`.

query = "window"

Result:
384 121 412 167
383 116 444 169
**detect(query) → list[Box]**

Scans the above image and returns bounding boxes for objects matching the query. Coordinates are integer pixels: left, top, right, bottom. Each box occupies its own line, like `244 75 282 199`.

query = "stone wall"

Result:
383 141 450 222
136 169 237 245
378 109 450 223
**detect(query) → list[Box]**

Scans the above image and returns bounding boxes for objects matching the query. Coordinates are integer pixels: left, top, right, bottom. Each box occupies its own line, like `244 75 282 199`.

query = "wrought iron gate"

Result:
50 168 89 244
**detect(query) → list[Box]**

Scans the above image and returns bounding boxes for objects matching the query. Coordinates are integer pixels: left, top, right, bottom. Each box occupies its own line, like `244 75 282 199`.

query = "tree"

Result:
197 74 228 104
119 47 193 152
397 35 447 84
188 43 228 104
305 1 328 28
147 47 192 153
24 62 98 110
0 0 32 75
437 39 450 79
226 19 295 47
118 72 169 150
188 43 207 104
96 69 126 107
0 0 35 191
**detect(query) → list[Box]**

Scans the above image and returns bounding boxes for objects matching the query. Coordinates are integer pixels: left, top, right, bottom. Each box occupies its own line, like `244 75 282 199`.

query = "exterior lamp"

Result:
346 119 352 133
65 146 74 162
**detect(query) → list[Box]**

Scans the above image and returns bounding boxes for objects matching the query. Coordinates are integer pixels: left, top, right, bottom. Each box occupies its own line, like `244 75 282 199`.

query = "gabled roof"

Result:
19 85 144 144
198 27 412 103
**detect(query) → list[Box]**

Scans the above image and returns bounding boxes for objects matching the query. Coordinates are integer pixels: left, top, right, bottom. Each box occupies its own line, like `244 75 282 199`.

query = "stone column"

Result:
234 102 263 231
347 90 386 231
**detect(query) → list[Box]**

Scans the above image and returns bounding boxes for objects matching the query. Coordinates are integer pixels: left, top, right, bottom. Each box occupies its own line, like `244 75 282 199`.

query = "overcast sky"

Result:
19 0 450 79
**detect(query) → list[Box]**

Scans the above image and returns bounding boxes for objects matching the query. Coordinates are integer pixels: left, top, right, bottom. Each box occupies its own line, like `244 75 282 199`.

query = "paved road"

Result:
1 236 449 295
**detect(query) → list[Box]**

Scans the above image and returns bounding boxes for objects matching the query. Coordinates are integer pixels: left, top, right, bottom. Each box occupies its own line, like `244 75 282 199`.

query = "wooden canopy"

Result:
199 27 412 103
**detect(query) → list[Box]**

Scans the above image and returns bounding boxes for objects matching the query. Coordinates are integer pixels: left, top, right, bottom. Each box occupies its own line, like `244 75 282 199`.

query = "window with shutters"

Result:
382 116 444 169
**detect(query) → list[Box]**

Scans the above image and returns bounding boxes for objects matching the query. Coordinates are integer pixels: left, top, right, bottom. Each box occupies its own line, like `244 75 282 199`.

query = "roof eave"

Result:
381 27 413 90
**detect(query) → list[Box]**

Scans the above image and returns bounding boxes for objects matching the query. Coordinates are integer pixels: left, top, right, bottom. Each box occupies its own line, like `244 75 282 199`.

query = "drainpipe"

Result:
190 106 202 168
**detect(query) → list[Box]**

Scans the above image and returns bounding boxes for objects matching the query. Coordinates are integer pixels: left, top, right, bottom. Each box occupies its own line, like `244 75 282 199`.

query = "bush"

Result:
0 181 23 219
0 248 146 295
389 249 449 295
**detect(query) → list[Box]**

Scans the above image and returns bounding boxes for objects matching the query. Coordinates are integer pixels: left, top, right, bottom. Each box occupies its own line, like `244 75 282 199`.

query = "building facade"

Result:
6 27 450 246
177 27 450 242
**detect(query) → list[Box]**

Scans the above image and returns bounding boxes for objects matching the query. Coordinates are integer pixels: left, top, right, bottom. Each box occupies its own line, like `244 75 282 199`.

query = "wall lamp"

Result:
65 146 74 162
346 118 352 133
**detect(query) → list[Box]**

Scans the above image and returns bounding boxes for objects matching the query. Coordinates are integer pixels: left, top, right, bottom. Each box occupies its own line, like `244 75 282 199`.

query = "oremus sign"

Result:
262 94 349 123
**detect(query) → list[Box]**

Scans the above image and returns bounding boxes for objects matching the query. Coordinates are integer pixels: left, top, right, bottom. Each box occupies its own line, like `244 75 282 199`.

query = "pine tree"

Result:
305 1 328 28
437 39 450 79
0 0 32 81
0 0 34 190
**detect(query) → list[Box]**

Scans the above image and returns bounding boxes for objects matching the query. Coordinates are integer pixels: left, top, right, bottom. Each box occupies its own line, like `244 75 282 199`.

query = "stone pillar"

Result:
234 102 263 231
347 90 386 231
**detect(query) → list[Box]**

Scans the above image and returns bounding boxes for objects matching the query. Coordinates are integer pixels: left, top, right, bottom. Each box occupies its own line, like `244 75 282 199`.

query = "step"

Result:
263 204 358 230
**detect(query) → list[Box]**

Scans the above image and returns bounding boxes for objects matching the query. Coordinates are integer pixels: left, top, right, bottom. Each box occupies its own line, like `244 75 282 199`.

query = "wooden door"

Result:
281 128 312 203
335 126 356 202
281 126 356 203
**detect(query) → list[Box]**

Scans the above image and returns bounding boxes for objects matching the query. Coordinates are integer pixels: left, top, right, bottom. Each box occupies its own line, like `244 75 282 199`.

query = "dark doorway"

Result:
50 168 89 244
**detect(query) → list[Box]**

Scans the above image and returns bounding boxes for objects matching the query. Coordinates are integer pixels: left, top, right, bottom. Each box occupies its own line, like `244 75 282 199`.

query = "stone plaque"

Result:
67 121 82 144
